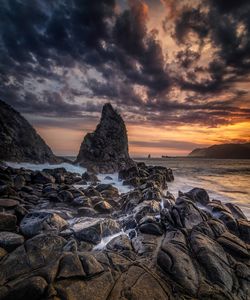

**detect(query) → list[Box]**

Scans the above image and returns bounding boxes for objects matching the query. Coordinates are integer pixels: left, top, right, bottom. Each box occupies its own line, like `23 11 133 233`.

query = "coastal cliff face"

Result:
0 100 60 163
189 143 250 159
76 103 135 173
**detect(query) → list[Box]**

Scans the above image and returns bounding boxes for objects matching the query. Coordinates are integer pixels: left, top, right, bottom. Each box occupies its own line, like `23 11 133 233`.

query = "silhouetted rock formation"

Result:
76 103 135 173
189 143 250 159
0 100 61 163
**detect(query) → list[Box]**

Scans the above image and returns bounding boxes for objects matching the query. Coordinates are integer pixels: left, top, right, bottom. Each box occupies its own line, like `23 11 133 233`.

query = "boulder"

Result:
20 211 68 237
57 253 85 279
94 201 113 214
0 198 20 208
184 188 210 206
237 219 250 243
0 276 48 300
0 213 17 231
72 218 120 244
0 232 24 252
32 171 55 184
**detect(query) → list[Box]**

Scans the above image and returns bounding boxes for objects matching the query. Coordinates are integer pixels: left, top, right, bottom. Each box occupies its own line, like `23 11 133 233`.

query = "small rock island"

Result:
75 103 135 173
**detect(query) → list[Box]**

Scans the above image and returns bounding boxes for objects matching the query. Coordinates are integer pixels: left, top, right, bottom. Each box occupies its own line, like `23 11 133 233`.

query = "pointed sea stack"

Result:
0 100 61 163
75 103 135 173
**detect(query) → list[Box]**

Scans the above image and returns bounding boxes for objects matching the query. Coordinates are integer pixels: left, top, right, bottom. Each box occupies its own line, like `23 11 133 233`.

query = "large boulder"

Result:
0 232 24 252
72 218 120 245
20 211 68 237
75 103 135 173
0 100 61 163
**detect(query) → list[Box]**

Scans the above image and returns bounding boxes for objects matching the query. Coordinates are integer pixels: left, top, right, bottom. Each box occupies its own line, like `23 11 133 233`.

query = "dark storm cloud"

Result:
172 0 250 96
0 0 249 129
0 0 171 117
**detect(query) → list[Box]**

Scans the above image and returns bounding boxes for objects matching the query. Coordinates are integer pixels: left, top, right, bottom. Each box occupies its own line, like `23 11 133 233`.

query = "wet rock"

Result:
0 247 7 259
141 186 163 201
147 173 167 189
108 265 172 300
174 196 207 229
58 253 85 279
106 234 133 252
58 190 74 202
0 276 48 300
207 219 227 237
77 207 97 217
0 198 20 208
139 216 163 236
94 201 113 214
119 165 139 180
54 271 114 300
73 218 120 244
72 196 91 207
0 232 24 252
217 231 249 258
32 171 55 184
14 175 26 189
95 184 118 194
218 211 238 234
190 231 233 291
132 233 160 256
20 211 68 237
123 177 141 187
157 230 199 296
0 213 17 231
237 219 250 243
78 253 104 276
21 186 33 193
225 203 247 220
133 200 160 223
121 189 143 213
84 187 101 198
82 172 99 183
0 234 66 285
185 187 210 206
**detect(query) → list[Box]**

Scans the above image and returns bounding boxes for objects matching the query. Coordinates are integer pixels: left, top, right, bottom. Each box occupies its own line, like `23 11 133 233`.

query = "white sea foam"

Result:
93 231 127 251
6 161 87 174
5 162 132 194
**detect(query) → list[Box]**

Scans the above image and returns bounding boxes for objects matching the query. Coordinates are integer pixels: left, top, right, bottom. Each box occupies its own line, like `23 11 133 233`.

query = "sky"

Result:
0 0 250 157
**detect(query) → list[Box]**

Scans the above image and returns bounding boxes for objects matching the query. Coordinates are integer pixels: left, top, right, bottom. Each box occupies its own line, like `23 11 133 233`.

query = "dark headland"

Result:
0 100 249 300
189 143 250 159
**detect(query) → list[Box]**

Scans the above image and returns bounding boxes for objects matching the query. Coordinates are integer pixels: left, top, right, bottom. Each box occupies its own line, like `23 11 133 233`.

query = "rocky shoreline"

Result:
0 162 249 300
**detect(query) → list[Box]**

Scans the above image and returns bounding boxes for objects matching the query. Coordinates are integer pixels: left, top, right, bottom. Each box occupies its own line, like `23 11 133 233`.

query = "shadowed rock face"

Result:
0 100 60 163
75 103 135 173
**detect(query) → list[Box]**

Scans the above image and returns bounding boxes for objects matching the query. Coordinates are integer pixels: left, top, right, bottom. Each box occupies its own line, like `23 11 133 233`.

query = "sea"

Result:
6 157 250 219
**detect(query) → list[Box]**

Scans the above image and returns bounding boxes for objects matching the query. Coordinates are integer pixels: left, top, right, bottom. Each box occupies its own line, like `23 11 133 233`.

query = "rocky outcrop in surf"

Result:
0 100 61 164
75 103 135 173
0 162 249 300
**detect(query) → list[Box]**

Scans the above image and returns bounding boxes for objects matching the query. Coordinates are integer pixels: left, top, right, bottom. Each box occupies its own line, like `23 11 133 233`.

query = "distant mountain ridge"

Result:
189 143 250 159
0 99 61 163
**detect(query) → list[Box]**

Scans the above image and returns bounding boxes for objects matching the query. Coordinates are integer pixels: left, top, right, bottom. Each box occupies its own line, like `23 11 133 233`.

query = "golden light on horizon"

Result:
35 120 250 157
